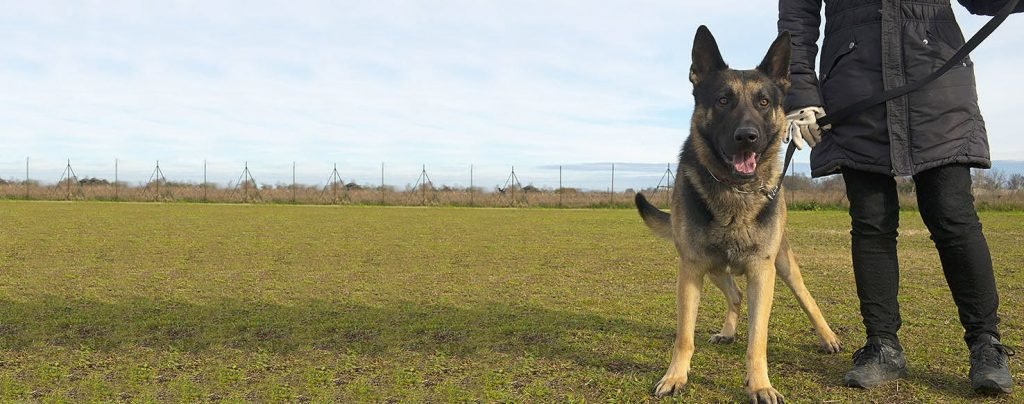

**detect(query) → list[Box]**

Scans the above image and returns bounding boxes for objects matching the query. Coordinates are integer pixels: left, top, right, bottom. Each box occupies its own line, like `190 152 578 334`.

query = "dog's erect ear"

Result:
690 25 727 85
757 31 791 89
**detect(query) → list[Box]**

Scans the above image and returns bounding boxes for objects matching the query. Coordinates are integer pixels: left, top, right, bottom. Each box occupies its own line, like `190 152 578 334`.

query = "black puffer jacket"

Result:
780 0 991 177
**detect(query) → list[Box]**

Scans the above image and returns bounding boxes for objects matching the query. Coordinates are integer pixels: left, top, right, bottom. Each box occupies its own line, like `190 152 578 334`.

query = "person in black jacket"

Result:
779 0 1014 395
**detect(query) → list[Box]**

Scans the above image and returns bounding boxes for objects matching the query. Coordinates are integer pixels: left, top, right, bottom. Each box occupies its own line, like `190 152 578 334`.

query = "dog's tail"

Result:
635 193 673 240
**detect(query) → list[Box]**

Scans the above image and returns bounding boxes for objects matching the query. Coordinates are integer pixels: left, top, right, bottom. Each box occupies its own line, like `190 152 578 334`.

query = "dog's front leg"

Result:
745 259 784 403
654 258 706 397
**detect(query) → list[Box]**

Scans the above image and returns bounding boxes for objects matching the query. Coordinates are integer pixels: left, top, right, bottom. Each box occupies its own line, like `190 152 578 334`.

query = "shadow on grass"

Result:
766 335 977 400
0 297 666 373
907 367 979 400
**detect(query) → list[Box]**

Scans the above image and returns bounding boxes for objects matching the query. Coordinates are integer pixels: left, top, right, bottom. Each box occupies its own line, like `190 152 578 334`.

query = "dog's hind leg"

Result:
775 235 842 354
707 271 741 344
654 259 707 397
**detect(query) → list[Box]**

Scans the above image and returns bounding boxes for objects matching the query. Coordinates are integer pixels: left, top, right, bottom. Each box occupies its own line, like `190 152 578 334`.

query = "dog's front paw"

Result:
748 387 784 404
818 332 841 354
708 333 736 344
653 372 688 397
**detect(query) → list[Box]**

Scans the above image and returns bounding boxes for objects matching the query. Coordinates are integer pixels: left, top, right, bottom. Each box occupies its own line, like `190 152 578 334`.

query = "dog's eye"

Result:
759 99 770 107
718 97 729 105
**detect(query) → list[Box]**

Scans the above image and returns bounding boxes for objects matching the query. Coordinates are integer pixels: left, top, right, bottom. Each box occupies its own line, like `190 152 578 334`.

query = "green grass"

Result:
0 201 1020 402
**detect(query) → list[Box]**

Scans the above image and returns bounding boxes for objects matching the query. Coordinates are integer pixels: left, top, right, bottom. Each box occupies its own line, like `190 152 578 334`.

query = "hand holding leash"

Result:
785 106 829 150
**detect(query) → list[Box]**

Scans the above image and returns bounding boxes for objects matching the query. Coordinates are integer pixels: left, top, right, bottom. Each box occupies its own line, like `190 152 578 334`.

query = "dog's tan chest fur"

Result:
674 166 780 269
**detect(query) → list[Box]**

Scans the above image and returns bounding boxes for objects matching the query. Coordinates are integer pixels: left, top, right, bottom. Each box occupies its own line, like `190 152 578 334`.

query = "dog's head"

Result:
688 26 790 183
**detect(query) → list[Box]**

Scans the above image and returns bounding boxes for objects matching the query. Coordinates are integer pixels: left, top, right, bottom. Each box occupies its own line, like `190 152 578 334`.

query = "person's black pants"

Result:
842 164 1000 346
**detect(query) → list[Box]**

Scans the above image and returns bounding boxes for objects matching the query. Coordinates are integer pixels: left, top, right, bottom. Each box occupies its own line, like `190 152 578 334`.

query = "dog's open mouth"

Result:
731 152 757 175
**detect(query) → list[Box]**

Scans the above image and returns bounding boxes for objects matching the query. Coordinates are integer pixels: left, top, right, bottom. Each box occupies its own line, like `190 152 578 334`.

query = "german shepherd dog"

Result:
634 26 841 402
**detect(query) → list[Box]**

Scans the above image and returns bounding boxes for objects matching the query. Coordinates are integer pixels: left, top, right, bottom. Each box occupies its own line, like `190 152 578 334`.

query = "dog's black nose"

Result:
734 127 759 143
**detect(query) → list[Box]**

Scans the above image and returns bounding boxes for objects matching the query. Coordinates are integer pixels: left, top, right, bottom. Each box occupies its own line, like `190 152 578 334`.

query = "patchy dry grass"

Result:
0 201 1020 402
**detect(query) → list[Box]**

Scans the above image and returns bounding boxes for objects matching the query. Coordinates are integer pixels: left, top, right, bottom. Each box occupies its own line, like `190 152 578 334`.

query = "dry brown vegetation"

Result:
0 180 655 209
2 169 1023 210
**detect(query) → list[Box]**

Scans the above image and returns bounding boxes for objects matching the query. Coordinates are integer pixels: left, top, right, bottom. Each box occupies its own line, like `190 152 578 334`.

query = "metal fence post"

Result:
610 163 615 205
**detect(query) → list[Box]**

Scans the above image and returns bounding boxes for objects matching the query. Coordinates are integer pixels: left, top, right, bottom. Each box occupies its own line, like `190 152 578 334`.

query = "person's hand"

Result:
785 106 829 150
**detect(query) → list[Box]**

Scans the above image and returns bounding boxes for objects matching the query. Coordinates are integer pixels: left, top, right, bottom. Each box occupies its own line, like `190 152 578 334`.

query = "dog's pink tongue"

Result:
732 152 757 174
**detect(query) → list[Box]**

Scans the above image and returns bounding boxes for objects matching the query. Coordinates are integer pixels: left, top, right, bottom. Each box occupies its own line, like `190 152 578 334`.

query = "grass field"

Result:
0 201 1021 402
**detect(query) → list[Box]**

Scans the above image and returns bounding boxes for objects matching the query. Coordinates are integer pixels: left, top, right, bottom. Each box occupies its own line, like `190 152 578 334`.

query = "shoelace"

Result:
852 343 883 365
973 343 1016 367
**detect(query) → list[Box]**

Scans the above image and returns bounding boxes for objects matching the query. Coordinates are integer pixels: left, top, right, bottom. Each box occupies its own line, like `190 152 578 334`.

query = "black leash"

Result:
771 0 1020 198
766 139 797 200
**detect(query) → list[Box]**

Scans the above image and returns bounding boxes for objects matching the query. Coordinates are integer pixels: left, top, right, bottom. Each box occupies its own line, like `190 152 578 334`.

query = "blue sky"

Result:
2 1 1023 191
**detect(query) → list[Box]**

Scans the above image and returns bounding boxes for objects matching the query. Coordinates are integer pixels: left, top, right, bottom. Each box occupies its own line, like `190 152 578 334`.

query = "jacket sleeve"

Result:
779 0 824 111
957 0 1024 15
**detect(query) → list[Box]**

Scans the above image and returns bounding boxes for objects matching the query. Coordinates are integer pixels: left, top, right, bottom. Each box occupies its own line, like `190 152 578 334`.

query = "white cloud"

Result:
0 1 1021 190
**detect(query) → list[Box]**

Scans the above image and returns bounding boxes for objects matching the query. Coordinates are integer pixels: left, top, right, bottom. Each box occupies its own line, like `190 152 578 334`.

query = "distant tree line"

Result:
779 169 1024 193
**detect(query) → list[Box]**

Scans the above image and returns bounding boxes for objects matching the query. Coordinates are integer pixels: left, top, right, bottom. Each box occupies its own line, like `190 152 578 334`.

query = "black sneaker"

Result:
969 334 1014 395
843 336 908 388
